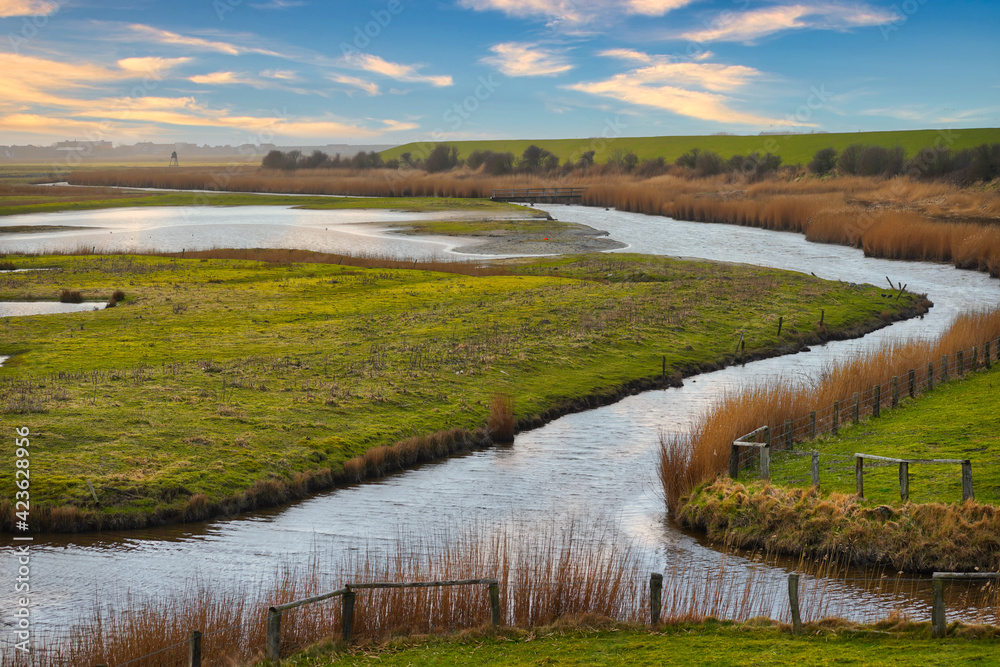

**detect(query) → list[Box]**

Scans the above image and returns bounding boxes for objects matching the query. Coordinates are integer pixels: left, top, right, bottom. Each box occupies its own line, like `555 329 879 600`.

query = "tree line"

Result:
260 141 1000 183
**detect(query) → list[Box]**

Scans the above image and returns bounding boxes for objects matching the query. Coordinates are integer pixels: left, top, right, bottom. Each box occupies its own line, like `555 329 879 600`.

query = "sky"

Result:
0 0 997 147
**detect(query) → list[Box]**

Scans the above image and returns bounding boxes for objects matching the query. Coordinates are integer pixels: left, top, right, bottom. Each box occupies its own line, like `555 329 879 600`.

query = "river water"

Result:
1 203 998 637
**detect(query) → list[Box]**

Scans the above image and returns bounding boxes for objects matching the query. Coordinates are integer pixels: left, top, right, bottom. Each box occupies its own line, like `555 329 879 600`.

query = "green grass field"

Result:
0 253 916 529
769 363 1000 505
381 128 1000 167
285 623 1000 666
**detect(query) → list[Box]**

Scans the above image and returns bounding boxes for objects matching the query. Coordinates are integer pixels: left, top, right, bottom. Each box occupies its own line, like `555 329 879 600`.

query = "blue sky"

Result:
0 0 997 146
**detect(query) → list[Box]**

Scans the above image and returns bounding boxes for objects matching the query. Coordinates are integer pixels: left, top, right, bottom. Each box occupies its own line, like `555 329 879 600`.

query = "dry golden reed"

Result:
660 308 1000 510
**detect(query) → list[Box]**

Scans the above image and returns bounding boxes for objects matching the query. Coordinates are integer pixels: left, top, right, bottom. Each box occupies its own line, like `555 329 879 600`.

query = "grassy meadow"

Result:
380 128 1000 166
0 252 921 531
285 622 1000 667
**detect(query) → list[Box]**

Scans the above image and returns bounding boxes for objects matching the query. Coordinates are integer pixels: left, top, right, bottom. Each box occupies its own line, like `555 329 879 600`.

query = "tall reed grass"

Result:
9 520 996 666
66 167 1000 279
660 308 1000 510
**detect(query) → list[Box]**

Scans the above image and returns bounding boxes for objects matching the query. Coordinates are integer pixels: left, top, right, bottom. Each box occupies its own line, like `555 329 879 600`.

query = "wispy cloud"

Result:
343 53 452 87
0 0 57 17
458 0 694 26
126 24 283 57
480 42 572 77
117 57 192 75
250 0 307 8
329 73 380 96
683 3 899 44
569 49 812 126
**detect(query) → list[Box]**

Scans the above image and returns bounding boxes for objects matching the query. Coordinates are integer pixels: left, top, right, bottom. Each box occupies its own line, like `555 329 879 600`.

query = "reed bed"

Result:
66 167 1000 278
487 393 515 442
659 307 1000 510
9 520 997 666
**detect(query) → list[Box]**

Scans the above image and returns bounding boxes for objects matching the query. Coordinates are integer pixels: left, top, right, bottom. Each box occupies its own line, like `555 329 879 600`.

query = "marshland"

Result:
3 133 1000 664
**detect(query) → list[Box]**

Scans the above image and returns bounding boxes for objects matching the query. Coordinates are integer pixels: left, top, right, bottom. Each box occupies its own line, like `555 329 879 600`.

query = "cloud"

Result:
117 57 192 75
344 53 452 87
260 69 300 81
250 0 307 8
683 3 899 44
569 49 812 126
458 0 694 25
380 119 420 132
189 71 253 85
0 0 57 17
0 52 404 142
481 42 572 77
125 24 283 57
328 73 380 96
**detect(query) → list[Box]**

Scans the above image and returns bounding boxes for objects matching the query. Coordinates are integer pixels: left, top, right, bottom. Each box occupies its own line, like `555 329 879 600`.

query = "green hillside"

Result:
381 128 1000 166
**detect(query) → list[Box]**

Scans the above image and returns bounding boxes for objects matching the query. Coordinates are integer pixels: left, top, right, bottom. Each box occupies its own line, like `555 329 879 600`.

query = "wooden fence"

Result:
264 578 500 666
728 338 997 498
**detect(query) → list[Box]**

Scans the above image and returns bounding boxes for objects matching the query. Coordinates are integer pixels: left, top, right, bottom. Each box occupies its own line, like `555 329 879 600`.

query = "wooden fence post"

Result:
891 376 899 408
784 419 793 449
832 401 839 436
986 341 992 369
972 347 978 371
932 578 946 638
942 355 948 382
265 607 281 665
908 369 916 398
788 574 802 636
188 630 202 667
809 411 816 439
777 316 783 336
927 362 934 391
649 573 663 626
488 582 502 626
761 444 770 481
762 425 771 447
899 461 909 502
729 443 739 480
811 451 820 488
962 461 974 502
957 350 964 376
873 385 881 418
342 589 356 643
852 393 860 424
855 456 864 498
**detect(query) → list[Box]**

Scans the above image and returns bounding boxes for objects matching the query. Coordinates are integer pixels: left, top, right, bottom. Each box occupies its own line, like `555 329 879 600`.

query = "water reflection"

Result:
2 203 998 634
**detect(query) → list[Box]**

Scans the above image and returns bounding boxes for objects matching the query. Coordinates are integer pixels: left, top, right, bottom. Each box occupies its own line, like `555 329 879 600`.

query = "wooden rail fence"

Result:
932 573 1000 637
490 187 588 203
727 337 997 497
264 578 500 666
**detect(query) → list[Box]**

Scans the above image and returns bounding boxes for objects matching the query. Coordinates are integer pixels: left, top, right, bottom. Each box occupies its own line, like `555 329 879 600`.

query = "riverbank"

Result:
0 252 926 532
673 330 1000 573
384 217 627 254
284 619 1000 667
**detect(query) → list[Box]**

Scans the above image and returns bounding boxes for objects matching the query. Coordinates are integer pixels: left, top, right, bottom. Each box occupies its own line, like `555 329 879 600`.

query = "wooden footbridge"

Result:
490 187 587 204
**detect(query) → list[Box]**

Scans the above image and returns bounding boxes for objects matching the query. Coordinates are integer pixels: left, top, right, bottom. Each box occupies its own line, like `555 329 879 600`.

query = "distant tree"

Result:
303 150 329 169
694 150 725 176
261 149 290 170
856 146 903 177
285 150 302 169
837 144 865 175
726 154 747 172
399 152 414 167
424 144 458 172
466 149 489 170
634 157 667 178
808 147 838 175
607 148 638 174
675 148 700 169
483 151 514 175
518 145 559 172
384 158 400 170
576 150 595 170
967 143 1000 182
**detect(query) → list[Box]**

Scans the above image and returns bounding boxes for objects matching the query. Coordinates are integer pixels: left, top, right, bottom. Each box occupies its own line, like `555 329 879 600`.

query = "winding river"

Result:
2 202 998 638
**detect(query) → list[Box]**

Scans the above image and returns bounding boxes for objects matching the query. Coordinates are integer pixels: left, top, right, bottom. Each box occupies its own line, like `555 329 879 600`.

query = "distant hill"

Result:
381 128 1000 166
